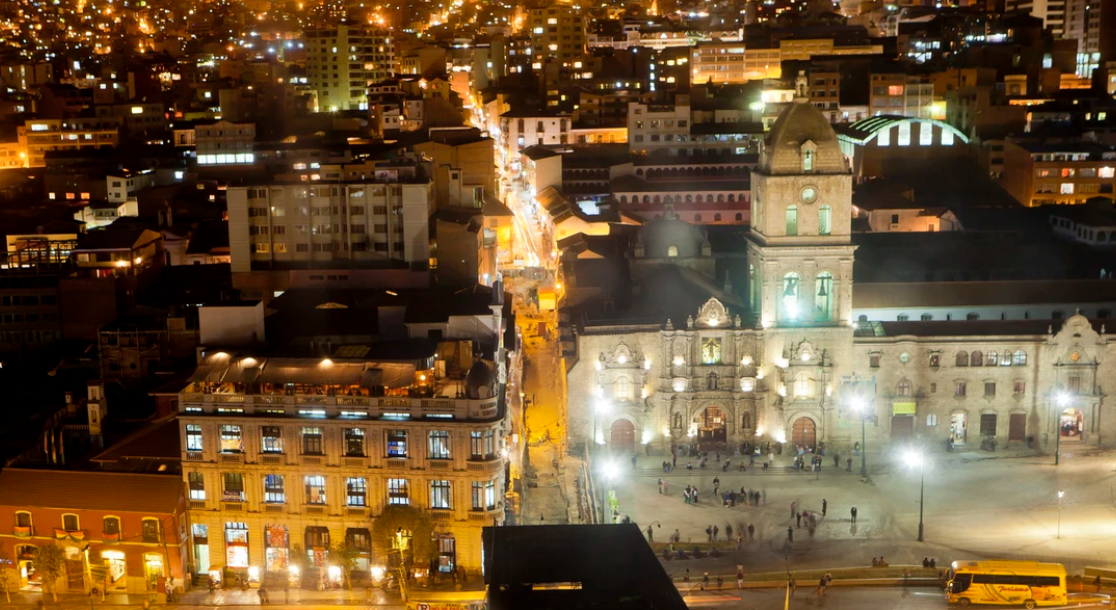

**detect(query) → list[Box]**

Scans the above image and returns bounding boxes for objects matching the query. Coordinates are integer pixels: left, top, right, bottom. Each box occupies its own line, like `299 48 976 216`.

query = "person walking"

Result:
790 501 796 518
706 525 713 541
796 512 802 527
737 568 745 589
735 533 743 550
851 506 858 522
816 576 828 598
658 479 664 494
713 525 720 540
822 499 827 516
673 454 678 469
847 456 853 472
747 523 755 539
787 527 794 543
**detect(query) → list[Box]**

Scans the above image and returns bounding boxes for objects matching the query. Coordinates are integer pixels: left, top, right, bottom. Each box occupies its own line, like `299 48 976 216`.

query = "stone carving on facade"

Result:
602 342 643 367
686 315 694 329
694 297 729 328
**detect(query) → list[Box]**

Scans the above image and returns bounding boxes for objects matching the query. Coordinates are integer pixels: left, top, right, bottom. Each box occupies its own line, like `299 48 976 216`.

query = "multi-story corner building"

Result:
869 74 939 119
496 110 570 170
627 99 691 155
305 23 396 111
225 159 434 298
177 346 509 580
195 121 257 166
999 142 1116 206
527 4 586 69
690 43 780 84
18 117 122 167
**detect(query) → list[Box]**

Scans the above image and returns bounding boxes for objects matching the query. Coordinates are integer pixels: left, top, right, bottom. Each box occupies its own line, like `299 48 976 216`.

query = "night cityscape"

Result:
0 0 1115 607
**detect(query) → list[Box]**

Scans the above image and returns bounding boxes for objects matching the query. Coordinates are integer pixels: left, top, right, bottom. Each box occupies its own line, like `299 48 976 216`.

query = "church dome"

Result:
758 99 846 175
638 214 707 259
465 360 495 399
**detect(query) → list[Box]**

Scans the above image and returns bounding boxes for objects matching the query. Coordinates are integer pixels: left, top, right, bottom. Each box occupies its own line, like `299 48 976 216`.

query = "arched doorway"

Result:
699 406 727 446
791 417 816 450
1060 408 1084 441
610 420 636 453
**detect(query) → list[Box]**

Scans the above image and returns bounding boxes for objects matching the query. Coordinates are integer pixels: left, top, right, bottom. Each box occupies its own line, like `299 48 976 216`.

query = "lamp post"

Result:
851 397 869 477
1055 393 1069 466
599 459 619 524
1056 490 1064 539
905 450 926 542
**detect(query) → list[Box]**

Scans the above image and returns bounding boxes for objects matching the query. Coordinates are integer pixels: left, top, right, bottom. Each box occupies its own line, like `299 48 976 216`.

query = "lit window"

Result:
1061 183 1075 195
388 478 409 505
919 122 933 146
941 129 954 146
897 122 911 146
877 127 890 147
304 475 326 504
219 425 242 453
430 480 452 509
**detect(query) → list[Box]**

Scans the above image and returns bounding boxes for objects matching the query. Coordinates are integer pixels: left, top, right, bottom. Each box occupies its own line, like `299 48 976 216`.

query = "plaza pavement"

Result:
600 443 1116 577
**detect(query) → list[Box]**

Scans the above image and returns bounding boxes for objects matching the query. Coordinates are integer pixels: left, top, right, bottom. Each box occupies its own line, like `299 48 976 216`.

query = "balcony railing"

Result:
180 393 500 421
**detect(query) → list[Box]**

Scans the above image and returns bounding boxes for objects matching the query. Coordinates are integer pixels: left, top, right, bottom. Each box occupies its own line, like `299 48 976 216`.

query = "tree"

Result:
371 506 438 570
0 548 19 603
32 544 66 602
329 543 361 590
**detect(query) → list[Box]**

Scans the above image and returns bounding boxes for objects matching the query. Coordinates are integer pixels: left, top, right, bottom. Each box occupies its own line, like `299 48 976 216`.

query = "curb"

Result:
674 577 941 591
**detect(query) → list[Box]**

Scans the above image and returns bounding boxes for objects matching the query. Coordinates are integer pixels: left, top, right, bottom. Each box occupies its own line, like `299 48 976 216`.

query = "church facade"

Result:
566 94 1116 459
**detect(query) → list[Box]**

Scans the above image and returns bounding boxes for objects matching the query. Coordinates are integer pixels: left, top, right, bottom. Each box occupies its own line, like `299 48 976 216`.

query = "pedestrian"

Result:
1095 575 1102 592
824 571 833 586
716 451 720 462
816 577 827 598
737 568 745 588
851 506 858 522
713 483 719 497
646 525 654 542
713 525 719 540
787 527 794 543
673 528 681 543
729 490 736 506
658 478 664 494
631 454 637 470
796 512 802 527
735 533 743 550
684 568 690 582
822 499 827 516
673 453 678 468
847 457 853 472
706 525 713 541
726 524 733 539
717 575 724 589
747 523 755 539
258 587 267 605
790 501 796 518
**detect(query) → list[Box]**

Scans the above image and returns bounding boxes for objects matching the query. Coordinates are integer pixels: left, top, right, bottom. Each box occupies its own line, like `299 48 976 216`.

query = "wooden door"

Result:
1008 413 1025 441
610 420 636 453
791 418 816 449
890 415 914 442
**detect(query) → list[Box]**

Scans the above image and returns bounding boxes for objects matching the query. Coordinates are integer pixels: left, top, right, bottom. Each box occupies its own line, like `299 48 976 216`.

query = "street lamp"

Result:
851 397 869 477
1055 393 1070 466
1057 490 1065 539
904 450 926 542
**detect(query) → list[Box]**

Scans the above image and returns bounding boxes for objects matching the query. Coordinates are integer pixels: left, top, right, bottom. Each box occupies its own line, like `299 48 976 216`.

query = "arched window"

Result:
985 351 998 366
714 213 722 221
794 372 813 397
1013 350 1027 366
141 518 161 543
15 511 31 528
781 272 800 321
728 194 736 202
103 516 121 535
803 148 814 172
818 205 832 236
620 195 627 204
685 195 693 203
1001 351 1012 366
956 351 968 367
786 205 798 236
742 412 752 429
62 514 79 531
970 351 983 367
667 245 678 257
896 380 912 396
814 272 834 322
921 313 933 321
735 213 743 221
614 376 633 401
897 314 909 321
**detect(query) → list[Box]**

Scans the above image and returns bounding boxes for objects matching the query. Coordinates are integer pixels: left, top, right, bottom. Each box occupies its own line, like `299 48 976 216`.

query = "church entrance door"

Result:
698 406 727 447
610 420 636 453
791 417 816 450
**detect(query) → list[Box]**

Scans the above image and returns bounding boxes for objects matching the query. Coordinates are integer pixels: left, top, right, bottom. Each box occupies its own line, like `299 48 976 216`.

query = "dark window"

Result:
103 517 120 535
980 413 997 436
142 519 160 543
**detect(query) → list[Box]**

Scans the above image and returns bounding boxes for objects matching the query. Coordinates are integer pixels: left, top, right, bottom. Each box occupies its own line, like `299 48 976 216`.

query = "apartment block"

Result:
690 43 779 84
627 100 690 155
869 74 939 119
1000 141 1116 206
528 4 586 68
305 24 396 111
18 117 122 167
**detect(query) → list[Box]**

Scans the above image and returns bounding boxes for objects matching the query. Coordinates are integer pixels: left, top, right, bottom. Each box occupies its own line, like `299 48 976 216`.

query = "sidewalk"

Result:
1 585 408 607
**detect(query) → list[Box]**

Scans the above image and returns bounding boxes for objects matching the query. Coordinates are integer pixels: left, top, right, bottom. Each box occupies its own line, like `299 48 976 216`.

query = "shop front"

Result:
191 524 210 574
225 522 250 571
17 545 39 590
143 553 165 593
102 550 128 592
1061 408 1084 441
264 524 290 577
434 533 455 574
949 412 968 446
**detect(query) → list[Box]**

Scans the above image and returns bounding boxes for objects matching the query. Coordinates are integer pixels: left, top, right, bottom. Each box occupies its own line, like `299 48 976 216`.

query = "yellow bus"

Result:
945 560 1067 608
